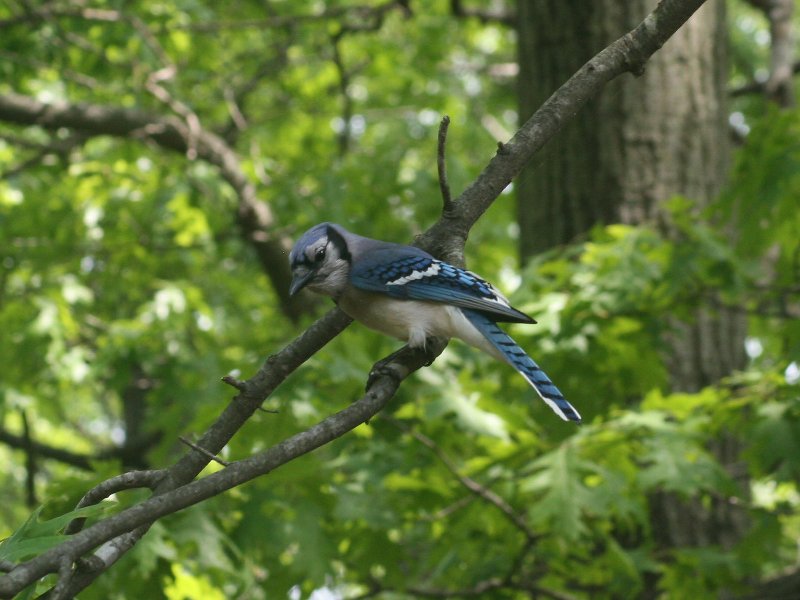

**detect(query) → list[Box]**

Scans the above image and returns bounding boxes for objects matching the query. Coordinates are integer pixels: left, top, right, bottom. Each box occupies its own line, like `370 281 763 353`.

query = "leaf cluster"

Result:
0 1 799 598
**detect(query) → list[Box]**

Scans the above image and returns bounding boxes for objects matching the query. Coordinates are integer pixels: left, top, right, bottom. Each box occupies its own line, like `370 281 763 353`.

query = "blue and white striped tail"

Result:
462 309 582 423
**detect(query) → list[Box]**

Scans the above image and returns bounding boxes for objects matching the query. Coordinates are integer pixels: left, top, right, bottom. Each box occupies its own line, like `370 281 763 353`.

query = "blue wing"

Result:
350 246 533 324
462 309 582 423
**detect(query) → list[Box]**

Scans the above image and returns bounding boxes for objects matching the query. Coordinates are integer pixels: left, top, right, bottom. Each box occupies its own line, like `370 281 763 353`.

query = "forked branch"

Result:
0 0 710 596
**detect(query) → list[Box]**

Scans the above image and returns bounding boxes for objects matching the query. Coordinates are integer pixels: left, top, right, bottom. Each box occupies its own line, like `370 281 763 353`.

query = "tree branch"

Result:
0 92 311 321
23 309 358 598
744 0 795 106
0 341 446 597
415 0 711 266
0 425 94 472
391 418 538 542
729 60 800 97
0 0 712 596
65 470 167 535
436 116 454 213
177 436 230 468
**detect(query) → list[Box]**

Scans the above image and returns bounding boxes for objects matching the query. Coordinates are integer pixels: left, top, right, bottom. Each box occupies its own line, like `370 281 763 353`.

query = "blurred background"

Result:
0 0 798 598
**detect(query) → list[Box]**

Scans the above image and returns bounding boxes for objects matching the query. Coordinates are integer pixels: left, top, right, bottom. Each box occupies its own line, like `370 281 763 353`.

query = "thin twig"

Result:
420 494 475 521
65 470 167 535
145 66 202 160
178 436 230 467
437 115 453 212
0 341 445 597
221 374 246 391
389 418 539 542
0 1 711 595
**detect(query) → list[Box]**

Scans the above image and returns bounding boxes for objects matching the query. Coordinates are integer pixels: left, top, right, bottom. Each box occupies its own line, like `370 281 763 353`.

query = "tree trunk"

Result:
515 0 749 584
517 0 729 248
517 0 745 392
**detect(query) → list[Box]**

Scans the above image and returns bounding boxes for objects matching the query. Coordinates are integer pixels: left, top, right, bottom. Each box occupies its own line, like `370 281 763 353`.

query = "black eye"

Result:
314 247 326 262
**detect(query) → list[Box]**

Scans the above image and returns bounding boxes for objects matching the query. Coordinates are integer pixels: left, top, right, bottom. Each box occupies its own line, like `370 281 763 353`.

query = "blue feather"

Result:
288 222 583 424
461 309 581 423
350 249 533 324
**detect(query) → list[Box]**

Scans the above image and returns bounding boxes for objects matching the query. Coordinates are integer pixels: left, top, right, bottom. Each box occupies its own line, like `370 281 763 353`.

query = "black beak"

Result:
289 270 315 296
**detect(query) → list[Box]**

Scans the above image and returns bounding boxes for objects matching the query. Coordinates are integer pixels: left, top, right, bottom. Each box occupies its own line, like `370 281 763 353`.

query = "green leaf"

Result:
0 503 113 562
520 443 595 541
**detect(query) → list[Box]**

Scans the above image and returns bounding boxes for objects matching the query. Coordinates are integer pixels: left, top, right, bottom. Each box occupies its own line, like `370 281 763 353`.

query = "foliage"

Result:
0 1 798 599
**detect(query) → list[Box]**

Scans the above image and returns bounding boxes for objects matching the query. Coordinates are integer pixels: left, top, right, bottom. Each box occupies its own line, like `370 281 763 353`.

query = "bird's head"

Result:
289 222 352 298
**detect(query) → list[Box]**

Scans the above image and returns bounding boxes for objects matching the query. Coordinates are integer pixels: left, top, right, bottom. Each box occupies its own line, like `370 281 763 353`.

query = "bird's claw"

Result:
366 354 403 390
366 340 441 391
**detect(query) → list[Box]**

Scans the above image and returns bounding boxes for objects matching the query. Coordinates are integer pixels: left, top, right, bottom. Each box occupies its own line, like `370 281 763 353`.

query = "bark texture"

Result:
516 0 749 574
517 0 744 389
0 1 717 595
518 1 728 246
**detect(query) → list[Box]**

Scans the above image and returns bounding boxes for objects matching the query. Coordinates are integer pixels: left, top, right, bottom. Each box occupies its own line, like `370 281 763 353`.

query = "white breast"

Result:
337 288 501 359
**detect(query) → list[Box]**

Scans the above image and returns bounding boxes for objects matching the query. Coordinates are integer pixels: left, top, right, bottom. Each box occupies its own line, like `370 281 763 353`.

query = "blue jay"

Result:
289 222 581 423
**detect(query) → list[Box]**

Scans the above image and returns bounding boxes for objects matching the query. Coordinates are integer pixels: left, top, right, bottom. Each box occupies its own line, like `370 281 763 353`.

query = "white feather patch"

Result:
386 262 441 286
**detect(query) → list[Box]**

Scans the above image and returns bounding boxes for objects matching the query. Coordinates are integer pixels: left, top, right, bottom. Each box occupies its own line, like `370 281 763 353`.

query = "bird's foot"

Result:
366 339 444 391
367 347 407 390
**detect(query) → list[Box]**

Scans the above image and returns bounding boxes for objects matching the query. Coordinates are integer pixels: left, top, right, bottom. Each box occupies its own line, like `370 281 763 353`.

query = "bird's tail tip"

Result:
548 399 582 424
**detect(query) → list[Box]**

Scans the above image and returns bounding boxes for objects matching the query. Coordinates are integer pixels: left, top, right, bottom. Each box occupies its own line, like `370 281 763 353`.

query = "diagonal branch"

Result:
416 0 711 265
0 342 446 597
391 418 538 542
64 470 167 536
0 0 711 596
23 308 358 598
0 92 311 322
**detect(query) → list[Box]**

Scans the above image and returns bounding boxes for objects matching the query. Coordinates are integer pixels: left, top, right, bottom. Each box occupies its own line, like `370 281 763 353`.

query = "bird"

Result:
288 222 581 423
